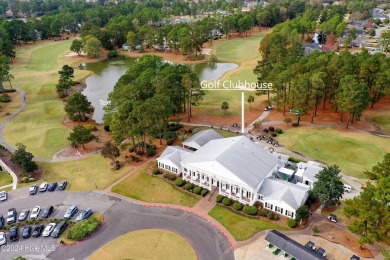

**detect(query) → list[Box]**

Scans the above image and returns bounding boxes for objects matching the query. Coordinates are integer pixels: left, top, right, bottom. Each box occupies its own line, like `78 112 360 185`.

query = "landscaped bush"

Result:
268 126 275 132
243 206 258 215
222 197 231 206
192 128 200 134
167 138 174 146
104 125 110 132
193 186 202 195
287 219 297 228
216 195 224 203
130 155 140 162
184 183 193 190
275 128 283 134
136 150 144 156
169 125 180 131
0 94 11 102
163 173 176 181
67 217 100 241
292 122 299 127
152 168 160 175
4 89 16 93
178 124 184 128
146 147 156 157
200 189 209 197
312 226 320 233
271 133 277 137
273 214 280 220
85 125 98 131
259 209 270 217
263 128 269 133
175 177 185 186
267 212 274 219
233 202 243 211
163 131 177 140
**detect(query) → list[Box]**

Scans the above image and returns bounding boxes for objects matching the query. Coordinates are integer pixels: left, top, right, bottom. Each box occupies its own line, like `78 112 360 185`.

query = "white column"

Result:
241 92 245 134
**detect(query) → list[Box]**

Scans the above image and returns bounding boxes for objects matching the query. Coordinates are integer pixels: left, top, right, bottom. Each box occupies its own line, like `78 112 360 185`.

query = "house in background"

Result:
157 129 319 218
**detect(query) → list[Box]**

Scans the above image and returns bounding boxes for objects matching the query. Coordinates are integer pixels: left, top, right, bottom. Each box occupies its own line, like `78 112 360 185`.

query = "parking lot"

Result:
0 188 117 259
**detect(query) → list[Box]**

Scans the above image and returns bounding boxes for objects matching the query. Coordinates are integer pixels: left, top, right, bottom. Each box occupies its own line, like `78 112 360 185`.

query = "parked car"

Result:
64 205 78 219
58 180 68 190
0 191 7 201
22 226 32 238
51 221 68 238
327 214 337 223
0 231 6 245
41 206 54 218
76 208 93 221
39 182 48 192
0 214 3 229
18 209 30 221
343 184 352 192
9 226 19 241
315 247 326 257
6 208 17 224
32 224 44 238
29 184 38 195
30 206 41 219
48 182 57 192
42 223 56 237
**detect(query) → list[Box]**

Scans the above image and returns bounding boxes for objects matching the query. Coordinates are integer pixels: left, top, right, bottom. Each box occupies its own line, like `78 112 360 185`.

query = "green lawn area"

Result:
277 126 390 179
367 114 390 135
112 162 199 207
321 202 348 225
19 155 132 191
88 229 197 260
0 171 13 187
0 186 12 192
209 205 289 241
4 40 92 158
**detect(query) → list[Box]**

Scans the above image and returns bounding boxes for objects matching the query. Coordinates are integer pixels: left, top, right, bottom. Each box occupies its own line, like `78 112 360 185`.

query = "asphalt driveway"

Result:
0 189 234 260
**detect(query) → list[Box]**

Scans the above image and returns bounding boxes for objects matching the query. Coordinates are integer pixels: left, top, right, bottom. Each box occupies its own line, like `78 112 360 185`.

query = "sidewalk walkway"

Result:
192 187 218 214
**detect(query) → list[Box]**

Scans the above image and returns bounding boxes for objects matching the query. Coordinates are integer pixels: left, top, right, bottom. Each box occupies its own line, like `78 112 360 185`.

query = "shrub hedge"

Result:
175 178 185 187
152 168 160 175
275 128 283 134
68 217 100 241
263 128 269 133
292 122 299 127
194 187 202 195
287 219 297 228
268 126 275 132
184 183 193 190
216 195 224 203
271 133 277 137
267 212 274 219
233 202 243 211
222 197 231 206
243 206 258 215
200 189 209 197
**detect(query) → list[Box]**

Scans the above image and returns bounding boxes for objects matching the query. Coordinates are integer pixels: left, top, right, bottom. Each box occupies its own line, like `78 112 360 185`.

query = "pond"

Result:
81 56 238 124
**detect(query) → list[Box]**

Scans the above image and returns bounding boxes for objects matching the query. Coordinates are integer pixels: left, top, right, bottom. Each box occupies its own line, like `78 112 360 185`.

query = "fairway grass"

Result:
195 31 268 118
209 205 288 241
22 155 132 191
367 114 390 135
5 40 92 158
88 229 197 260
277 126 390 179
112 162 199 207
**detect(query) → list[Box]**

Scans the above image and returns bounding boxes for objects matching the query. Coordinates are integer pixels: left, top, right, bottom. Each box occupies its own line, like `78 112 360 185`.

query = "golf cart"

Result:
327 214 337 223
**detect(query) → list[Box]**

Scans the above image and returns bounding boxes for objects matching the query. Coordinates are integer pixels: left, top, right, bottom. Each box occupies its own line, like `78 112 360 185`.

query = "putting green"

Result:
5 40 91 158
88 229 197 260
277 127 390 179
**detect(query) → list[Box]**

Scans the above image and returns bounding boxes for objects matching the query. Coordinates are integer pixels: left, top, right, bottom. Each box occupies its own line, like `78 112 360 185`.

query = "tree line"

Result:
255 17 390 128
103 55 204 152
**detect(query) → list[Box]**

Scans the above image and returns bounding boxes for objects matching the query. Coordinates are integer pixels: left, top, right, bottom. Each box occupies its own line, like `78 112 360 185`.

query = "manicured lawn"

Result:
208 205 288 241
0 91 21 125
367 114 390 135
4 40 92 158
88 229 197 260
0 171 13 187
20 155 132 191
112 162 199 207
0 186 12 192
277 126 390 179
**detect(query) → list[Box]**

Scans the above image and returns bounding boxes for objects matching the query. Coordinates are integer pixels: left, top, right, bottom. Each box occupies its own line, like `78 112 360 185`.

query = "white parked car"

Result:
39 182 48 192
0 232 6 245
0 191 7 201
18 209 30 221
343 184 352 192
30 206 41 219
42 223 56 237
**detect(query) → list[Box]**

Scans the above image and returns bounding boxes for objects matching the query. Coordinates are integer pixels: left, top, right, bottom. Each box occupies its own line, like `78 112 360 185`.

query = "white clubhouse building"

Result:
157 129 321 219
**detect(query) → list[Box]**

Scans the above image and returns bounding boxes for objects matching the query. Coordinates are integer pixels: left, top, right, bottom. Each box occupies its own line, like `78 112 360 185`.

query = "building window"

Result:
275 206 283 213
265 202 273 210
285 210 294 218
184 168 187 172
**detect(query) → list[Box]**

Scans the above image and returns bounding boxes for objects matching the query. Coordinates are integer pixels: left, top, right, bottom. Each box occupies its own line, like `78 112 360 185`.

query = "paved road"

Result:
0 189 234 260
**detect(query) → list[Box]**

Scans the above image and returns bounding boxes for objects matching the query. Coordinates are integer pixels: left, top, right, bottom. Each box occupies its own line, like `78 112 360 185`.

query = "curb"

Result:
58 216 105 246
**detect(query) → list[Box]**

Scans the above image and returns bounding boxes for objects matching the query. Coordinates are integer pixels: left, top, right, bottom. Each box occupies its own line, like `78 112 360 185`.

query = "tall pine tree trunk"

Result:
346 112 351 129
